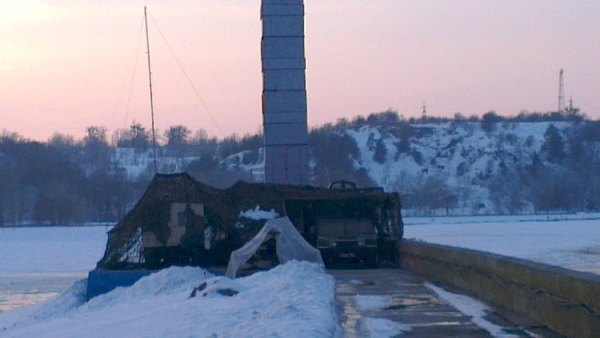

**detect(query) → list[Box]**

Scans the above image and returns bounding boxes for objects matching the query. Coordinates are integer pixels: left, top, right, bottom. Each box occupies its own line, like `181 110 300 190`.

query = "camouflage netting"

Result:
97 173 403 270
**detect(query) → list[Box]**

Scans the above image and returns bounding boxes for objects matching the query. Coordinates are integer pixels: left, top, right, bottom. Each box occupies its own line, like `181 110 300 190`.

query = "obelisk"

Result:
261 0 309 185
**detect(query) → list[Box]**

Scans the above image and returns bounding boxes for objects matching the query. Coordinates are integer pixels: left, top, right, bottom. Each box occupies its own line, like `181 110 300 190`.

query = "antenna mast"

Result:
144 6 159 173
421 102 427 120
569 96 573 112
558 69 565 113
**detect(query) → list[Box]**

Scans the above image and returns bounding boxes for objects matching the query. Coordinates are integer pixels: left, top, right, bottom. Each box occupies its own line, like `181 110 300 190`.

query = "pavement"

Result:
330 269 561 337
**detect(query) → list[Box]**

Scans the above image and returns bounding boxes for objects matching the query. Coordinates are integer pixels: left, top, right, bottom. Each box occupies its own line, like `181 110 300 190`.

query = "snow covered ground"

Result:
405 213 600 274
0 262 338 338
3 214 600 336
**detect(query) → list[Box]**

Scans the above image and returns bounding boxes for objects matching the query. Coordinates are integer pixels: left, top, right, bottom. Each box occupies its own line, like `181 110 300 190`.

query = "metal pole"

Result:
144 6 159 173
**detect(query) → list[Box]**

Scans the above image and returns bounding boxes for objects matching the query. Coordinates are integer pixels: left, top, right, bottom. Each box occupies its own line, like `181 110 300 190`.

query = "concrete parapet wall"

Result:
399 239 600 338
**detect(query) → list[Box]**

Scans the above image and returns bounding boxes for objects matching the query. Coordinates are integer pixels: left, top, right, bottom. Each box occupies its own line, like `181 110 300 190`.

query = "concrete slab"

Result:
330 269 557 337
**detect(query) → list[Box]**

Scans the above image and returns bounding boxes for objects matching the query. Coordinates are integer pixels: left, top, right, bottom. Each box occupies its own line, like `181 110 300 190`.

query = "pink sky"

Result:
1 1 599 141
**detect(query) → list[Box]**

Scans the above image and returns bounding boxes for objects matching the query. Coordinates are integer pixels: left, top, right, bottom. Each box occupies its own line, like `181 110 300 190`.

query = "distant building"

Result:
261 0 309 185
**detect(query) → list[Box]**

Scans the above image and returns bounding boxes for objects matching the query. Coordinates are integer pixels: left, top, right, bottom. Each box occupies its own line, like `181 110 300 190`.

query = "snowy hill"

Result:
346 121 571 214
112 148 200 179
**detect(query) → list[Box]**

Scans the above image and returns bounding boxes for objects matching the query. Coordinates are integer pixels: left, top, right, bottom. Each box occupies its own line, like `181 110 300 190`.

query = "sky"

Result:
1 0 599 142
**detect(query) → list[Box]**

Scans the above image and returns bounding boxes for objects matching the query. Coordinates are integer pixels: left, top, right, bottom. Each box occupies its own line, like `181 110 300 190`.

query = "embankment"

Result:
400 239 600 338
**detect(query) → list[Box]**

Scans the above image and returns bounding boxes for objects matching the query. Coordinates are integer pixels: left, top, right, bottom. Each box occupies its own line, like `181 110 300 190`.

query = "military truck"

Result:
285 181 401 267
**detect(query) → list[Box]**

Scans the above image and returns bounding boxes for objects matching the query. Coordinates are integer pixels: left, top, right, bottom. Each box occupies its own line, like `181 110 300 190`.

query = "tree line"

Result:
0 109 598 225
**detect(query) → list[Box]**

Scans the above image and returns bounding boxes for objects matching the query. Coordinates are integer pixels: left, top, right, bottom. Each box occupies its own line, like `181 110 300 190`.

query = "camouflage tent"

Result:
97 173 403 270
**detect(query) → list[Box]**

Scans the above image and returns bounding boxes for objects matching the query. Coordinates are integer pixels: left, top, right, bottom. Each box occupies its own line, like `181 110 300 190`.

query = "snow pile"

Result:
239 205 280 221
0 261 338 338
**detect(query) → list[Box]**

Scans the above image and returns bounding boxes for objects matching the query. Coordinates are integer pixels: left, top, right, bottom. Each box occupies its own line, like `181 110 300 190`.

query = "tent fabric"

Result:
225 217 324 278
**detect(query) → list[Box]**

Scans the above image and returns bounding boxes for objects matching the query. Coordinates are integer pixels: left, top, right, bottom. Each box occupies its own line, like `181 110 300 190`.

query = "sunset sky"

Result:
1 0 599 141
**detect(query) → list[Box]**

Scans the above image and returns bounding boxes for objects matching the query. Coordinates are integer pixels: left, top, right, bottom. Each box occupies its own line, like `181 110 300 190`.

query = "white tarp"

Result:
226 217 324 278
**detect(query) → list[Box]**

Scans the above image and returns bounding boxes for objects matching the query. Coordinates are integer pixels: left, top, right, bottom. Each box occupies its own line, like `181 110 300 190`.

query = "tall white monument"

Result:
261 0 309 185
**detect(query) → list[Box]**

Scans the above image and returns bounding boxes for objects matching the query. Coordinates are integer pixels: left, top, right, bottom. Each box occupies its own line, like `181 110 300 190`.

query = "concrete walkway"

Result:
330 269 557 337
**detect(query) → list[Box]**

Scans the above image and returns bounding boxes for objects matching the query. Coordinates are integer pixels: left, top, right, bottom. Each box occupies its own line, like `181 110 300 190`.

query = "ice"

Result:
0 226 108 277
405 213 600 274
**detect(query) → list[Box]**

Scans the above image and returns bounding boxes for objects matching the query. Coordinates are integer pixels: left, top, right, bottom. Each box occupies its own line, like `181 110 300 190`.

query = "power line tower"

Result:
569 96 574 112
421 102 427 120
558 69 565 112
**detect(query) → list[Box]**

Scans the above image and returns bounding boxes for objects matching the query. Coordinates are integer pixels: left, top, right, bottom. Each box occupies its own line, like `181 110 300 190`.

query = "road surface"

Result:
330 269 560 337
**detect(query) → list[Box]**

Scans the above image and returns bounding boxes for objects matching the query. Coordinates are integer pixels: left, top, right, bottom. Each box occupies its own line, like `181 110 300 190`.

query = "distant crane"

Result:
558 69 565 112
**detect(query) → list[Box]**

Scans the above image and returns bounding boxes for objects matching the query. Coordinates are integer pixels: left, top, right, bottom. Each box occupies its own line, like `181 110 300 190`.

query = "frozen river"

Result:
404 213 600 275
2 213 600 313
0 226 108 312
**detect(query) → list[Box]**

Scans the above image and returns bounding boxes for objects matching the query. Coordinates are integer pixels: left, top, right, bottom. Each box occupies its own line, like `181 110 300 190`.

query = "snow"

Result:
4 214 599 335
347 127 406 190
347 121 571 213
0 261 339 338
112 148 199 178
0 226 109 313
363 318 411 338
355 295 393 312
222 148 265 182
239 205 280 221
405 213 600 274
425 283 517 337
0 226 108 277
353 295 410 337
